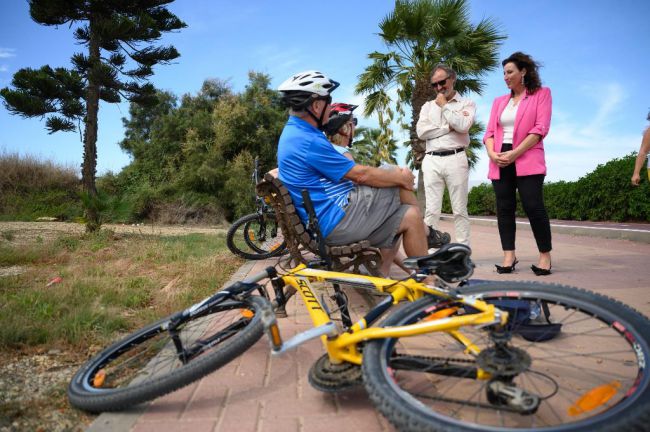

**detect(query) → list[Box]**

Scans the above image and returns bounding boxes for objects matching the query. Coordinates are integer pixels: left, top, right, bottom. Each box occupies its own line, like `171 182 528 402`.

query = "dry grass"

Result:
0 151 79 194
0 228 244 431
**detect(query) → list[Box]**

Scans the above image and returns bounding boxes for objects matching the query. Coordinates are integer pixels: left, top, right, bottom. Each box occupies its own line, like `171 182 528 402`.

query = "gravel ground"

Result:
0 221 228 432
0 351 91 432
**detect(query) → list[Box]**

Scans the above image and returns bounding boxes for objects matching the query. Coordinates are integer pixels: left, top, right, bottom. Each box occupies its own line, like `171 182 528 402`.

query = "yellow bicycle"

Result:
68 243 650 431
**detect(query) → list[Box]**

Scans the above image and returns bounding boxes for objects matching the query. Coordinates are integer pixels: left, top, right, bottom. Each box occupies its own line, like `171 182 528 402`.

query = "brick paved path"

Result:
88 220 650 432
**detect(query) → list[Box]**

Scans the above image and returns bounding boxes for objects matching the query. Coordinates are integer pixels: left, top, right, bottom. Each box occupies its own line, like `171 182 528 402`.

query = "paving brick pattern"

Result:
88 220 650 432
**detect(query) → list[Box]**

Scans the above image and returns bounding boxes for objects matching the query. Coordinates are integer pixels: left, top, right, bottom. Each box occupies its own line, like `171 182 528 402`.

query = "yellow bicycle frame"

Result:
277 264 506 377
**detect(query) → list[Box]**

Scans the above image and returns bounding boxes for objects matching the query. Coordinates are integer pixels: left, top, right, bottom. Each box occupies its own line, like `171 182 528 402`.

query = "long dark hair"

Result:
502 51 542 94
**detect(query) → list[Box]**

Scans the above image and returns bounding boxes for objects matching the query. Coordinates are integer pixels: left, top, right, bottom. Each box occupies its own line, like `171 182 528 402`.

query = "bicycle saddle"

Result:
402 243 474 283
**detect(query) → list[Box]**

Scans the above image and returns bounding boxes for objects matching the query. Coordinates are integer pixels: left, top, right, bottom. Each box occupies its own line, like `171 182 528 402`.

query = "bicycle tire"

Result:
226 213 286 260
68 295 268 412
362 281 650 432
242 215 286 258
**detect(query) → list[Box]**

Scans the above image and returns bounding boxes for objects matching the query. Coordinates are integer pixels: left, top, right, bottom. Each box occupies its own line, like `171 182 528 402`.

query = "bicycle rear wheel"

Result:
362 281 650 431
226 213 286 260
68 295 268 412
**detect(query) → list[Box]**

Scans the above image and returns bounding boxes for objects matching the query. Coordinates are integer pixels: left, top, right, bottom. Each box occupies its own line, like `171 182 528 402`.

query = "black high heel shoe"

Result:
531 264 552 276
495 258 519 274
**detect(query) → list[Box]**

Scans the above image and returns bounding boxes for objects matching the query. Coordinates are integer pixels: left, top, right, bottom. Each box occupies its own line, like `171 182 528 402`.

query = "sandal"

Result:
495 258 519 274
531 264 552 276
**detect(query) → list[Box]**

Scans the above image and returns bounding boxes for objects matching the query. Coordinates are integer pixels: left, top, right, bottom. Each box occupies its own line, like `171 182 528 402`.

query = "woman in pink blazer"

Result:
483 52 552 276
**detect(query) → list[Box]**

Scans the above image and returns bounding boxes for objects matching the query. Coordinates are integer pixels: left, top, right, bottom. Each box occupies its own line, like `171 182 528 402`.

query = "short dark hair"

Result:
502 52 542 94
431 64 456 81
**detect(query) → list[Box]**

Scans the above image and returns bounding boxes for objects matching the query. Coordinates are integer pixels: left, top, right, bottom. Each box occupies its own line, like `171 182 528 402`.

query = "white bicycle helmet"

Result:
278 70 339 96
278 70 339 129
278 70 339 110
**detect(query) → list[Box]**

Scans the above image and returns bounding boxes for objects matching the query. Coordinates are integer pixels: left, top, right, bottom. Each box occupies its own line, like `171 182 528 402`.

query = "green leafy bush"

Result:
465 153 649 222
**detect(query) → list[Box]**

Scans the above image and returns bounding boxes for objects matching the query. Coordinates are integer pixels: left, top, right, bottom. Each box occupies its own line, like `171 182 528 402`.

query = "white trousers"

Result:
422 152 470 245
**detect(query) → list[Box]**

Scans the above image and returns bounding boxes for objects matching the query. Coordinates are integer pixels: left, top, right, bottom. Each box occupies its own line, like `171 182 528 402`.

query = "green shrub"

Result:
465 153 649 222
467 183 496 216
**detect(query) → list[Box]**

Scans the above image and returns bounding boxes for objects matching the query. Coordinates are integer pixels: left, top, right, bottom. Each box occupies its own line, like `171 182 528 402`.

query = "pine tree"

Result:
0 0 186 231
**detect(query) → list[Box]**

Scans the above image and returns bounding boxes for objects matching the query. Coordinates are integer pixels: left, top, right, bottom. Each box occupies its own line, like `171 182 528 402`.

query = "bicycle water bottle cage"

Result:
402 243 474 283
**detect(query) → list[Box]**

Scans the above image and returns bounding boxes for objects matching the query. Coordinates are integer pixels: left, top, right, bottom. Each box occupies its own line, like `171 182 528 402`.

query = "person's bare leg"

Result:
502 250 517 267
399 188 418 206
395 205 436 284
398 206 428 257
393 250 411 274
537 251 551 270
379 237 411 277
379 240 401 276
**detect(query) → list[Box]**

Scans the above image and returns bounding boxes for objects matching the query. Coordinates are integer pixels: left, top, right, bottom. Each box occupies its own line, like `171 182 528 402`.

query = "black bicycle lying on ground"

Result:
226 157 286 260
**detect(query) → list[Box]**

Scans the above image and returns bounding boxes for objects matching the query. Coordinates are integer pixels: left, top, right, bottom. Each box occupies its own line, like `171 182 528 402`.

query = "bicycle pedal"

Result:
274 305 288 318
260 306 283 352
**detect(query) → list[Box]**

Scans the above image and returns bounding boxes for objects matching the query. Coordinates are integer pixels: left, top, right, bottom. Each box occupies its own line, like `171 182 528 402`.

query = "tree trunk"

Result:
82 19 101 232
410 75 436 213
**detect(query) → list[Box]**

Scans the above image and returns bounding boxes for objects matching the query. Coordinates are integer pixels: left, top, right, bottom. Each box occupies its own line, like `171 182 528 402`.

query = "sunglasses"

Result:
431 76 449 88
351 118 358 126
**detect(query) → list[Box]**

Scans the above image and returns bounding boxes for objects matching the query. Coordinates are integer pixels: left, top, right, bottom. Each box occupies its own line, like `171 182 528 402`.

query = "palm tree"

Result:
356 0 505 205
352 126 399 167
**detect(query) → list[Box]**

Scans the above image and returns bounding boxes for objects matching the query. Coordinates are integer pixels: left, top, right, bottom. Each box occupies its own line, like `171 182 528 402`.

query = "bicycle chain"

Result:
392 353 477 365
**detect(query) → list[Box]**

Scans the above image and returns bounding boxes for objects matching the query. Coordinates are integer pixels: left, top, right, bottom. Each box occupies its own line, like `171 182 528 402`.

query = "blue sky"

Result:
1 0 649 186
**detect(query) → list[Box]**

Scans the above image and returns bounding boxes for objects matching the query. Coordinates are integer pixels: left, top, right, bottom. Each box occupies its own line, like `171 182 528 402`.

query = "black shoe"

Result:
531 264 552 276
495 258 519 274
427 226 451 249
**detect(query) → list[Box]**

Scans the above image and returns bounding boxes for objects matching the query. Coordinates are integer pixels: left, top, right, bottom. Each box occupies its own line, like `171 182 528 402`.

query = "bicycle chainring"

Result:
308 354 362 393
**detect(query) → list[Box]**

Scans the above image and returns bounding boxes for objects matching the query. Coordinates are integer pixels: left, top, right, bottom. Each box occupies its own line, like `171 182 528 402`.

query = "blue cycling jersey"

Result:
278 116 355 237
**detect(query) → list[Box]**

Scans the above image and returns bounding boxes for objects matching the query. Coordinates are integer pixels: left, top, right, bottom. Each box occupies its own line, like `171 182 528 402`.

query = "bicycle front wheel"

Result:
226 213 285 260
362 281 650 432
68 295 268 412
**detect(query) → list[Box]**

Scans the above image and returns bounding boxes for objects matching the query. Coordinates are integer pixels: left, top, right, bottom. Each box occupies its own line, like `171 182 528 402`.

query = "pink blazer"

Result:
483 87 552 180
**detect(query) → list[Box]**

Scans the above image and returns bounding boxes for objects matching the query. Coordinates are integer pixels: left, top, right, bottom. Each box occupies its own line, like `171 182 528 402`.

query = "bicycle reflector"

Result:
260 306 283 351
93 369 106 388
568 381 620 416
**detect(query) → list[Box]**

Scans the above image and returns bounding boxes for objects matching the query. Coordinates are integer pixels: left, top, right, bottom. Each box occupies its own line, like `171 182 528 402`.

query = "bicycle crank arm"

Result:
260 306 337 355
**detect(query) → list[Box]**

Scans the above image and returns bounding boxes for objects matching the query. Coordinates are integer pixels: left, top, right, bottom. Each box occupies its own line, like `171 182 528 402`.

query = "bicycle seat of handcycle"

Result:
402 243 474 283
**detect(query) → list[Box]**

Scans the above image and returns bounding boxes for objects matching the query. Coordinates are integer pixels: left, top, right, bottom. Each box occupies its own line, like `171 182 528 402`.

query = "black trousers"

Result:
491 154 552 253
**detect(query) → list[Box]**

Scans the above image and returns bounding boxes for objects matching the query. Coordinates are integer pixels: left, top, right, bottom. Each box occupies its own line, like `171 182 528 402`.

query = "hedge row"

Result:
442 153 649 222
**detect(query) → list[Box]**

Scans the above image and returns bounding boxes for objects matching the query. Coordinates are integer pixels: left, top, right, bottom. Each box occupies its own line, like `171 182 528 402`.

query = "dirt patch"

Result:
0 266 25 277
0 221 227 244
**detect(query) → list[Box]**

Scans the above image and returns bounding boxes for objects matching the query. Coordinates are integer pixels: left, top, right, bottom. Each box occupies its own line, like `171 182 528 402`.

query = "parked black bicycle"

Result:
226 157 286 260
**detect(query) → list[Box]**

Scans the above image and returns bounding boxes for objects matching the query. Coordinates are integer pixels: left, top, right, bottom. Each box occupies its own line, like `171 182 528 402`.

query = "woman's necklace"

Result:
512 91 524 107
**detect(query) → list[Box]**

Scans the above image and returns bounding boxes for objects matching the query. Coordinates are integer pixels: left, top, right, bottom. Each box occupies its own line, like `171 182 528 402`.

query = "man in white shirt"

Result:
416 64 476 246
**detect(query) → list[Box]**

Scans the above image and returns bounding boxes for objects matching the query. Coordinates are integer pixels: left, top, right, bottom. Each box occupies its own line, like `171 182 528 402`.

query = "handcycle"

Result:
69 193 650 431
226 156 286 260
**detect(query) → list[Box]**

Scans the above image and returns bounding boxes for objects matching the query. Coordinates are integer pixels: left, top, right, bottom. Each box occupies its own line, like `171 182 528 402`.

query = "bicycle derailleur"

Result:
477 328 540 415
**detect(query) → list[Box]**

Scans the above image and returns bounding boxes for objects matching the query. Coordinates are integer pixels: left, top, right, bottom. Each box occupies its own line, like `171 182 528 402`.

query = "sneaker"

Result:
427 226 451 249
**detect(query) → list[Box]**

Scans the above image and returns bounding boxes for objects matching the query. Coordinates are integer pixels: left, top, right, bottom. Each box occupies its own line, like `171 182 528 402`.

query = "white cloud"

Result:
0 48 16 59
0 65 8 73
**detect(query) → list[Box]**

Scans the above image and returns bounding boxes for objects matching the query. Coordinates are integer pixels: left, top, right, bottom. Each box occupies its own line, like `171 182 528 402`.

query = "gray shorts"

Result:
325 185 409 248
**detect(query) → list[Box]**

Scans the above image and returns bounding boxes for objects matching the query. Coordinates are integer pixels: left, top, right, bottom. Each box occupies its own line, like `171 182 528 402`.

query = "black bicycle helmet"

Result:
323 103 358 136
